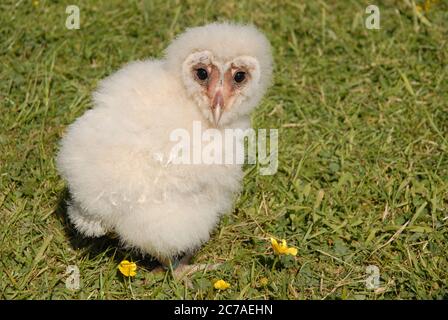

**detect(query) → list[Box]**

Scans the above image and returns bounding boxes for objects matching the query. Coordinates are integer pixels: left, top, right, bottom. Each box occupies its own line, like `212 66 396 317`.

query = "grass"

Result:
1 0 447 300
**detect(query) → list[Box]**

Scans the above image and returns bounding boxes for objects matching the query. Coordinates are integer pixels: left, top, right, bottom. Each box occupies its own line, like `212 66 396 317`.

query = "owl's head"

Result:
165 22 273 127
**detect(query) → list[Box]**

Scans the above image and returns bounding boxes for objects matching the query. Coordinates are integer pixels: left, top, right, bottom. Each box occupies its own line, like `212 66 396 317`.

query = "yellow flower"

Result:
214 279 230 290
270 238 298 256
417 0 439 13
259 277 269 287
118 260 137 277
32 0 39 6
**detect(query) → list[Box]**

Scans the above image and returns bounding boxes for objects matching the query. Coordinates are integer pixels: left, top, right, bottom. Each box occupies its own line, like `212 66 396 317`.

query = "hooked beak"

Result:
211 91 224 126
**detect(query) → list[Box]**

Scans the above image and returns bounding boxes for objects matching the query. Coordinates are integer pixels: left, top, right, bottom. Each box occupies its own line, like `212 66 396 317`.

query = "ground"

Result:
0 0 447 299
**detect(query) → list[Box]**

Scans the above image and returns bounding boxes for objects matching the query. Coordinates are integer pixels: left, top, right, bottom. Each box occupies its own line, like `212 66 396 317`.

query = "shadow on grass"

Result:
53 187 161 274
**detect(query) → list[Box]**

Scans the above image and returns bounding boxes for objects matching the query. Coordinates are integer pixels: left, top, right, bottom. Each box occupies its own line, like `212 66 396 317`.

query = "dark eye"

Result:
234 71 246 83
196 68 208 81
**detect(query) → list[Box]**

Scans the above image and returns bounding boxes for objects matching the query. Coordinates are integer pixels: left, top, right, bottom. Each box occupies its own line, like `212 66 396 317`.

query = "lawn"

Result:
0 0 447 299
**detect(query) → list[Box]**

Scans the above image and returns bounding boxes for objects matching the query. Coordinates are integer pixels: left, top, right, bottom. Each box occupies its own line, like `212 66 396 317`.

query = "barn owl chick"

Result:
57 22 273 272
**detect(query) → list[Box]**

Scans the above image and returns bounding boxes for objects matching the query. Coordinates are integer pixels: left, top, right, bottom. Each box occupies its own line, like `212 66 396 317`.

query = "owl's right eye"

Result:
196 68 208 81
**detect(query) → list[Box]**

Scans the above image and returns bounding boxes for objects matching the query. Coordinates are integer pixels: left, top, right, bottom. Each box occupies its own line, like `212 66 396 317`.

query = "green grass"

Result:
1 0 447 300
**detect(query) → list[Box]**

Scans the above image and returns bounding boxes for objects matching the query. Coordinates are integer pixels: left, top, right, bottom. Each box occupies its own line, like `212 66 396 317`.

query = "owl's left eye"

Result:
234 71 246 83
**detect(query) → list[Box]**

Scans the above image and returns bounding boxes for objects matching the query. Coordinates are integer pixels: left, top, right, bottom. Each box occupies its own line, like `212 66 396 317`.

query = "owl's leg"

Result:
67 202 108 237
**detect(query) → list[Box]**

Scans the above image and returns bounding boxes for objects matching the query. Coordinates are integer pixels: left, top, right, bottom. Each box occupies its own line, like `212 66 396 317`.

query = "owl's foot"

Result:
154 254 222 279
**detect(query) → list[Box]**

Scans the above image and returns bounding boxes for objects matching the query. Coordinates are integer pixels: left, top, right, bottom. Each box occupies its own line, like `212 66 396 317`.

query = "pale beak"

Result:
211 91 224 126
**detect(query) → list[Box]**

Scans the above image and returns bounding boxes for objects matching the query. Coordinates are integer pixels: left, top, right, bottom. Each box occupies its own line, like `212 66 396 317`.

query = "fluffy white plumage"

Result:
57 22 273 263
